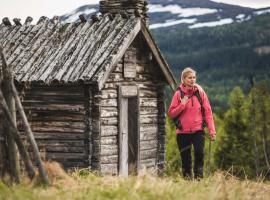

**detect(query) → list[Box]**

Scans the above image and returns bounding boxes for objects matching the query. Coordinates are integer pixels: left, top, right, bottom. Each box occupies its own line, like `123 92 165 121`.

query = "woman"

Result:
168 67 216 179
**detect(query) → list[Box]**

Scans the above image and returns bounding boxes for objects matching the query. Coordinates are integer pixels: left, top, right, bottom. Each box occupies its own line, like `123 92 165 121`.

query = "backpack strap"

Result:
179 88 185 99
172 88 185 130
194 90 207 129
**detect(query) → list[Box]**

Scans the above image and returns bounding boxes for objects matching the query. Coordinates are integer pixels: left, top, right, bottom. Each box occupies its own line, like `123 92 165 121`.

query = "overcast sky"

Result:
1 0 270 23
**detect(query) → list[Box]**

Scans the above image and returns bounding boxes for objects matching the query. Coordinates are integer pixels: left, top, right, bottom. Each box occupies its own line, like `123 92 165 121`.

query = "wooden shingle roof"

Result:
0 14 177 90
0 14 140 84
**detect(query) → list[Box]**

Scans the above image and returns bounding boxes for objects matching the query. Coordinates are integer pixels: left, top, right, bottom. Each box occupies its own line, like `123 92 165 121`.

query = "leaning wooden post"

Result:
0 89 35 180
0 47 49 185
0 47 20 183
0 47 35 180
10 82 50 185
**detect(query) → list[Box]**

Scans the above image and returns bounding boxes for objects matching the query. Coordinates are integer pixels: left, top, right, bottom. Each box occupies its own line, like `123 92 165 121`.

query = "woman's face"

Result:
183 72 196 88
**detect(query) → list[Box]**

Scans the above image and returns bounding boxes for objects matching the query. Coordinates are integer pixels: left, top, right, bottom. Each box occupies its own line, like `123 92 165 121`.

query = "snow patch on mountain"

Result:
254 8 270 15
236 14 245 19
150 18 197 29
235 14 245 22
189 18 233 28
148 4 218 17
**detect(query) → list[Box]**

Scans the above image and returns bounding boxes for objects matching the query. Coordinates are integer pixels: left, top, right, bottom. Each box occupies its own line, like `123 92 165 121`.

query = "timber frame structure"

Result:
0 0 177 176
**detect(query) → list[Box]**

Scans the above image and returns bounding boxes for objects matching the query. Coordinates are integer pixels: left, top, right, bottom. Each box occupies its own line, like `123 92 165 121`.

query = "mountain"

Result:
147 0 253 29
60 0 270 29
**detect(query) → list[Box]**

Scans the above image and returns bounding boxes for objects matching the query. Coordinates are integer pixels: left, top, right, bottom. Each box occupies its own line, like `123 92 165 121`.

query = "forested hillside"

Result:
152 13 270 111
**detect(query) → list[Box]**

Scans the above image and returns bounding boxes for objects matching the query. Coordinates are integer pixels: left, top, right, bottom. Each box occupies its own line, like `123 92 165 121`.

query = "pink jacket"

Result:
168 84 216 136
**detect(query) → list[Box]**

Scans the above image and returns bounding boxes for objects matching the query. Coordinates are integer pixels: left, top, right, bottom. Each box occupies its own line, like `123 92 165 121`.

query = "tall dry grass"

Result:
0 162 269 200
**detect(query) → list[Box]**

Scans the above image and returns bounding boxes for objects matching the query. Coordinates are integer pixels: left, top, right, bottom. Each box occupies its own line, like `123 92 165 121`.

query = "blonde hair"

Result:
181 67 204 92
181 67 196 83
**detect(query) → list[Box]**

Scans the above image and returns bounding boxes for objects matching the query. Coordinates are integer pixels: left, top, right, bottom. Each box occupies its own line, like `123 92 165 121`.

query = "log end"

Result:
24 17 33 25
79 14 87 23
13 18 22 26
2 17 12 26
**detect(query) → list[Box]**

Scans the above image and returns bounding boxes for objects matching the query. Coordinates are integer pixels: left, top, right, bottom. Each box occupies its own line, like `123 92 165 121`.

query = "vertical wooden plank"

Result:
118 86 122 176
122 98 128 177
119 85 128 177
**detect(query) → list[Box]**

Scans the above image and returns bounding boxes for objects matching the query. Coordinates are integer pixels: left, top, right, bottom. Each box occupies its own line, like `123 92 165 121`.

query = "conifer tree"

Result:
250 81 270 177
215 87 253 178
247 84 260 178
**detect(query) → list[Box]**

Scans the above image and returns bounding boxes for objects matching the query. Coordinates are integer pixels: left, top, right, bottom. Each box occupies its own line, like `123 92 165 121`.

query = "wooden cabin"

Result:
0 0 176 176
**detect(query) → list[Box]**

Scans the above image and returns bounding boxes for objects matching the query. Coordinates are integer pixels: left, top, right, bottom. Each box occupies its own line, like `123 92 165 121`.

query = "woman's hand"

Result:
210 134 216 141
180 96 189 105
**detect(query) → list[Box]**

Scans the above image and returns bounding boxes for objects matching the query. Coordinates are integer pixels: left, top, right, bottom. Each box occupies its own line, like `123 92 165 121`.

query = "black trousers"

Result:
176 131 205 179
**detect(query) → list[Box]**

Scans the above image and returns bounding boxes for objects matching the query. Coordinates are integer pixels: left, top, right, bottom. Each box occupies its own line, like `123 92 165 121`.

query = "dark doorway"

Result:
128 97 138 175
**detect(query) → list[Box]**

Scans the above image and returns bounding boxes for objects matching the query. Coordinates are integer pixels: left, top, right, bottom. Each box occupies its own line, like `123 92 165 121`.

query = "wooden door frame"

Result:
118 85 140 176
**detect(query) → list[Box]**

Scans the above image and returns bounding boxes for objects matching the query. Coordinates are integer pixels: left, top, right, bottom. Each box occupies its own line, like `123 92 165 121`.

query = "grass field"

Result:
0 162 269 200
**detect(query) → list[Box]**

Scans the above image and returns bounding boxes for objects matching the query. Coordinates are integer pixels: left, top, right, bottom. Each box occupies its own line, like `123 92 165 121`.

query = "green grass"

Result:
0 166 269 200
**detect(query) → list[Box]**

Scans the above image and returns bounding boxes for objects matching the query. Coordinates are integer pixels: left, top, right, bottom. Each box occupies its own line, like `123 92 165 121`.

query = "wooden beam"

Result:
0 47 20 183
0 47 35 181
0 89 35 180
118 86 128 177
11 81 50 185
2 85 20 183
140 21 177 91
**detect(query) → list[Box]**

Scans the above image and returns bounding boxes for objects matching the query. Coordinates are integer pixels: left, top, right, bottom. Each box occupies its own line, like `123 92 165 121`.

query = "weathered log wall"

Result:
18 84 88 169
0 108 7 177
90 85 101 171
99 34 166 175
157 84 166 173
